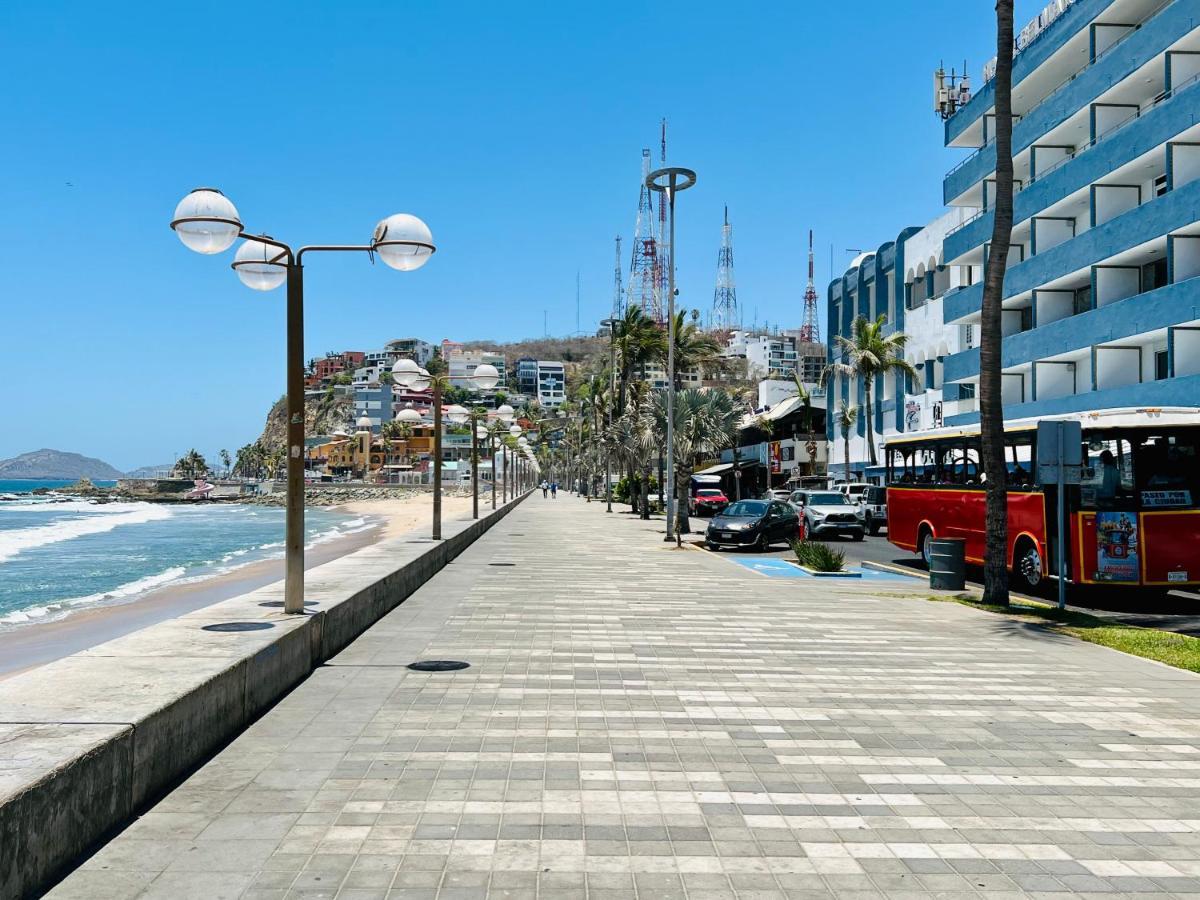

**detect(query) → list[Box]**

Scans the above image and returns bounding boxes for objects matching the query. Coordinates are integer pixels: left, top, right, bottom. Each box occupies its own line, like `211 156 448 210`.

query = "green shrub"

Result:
614 474 659 503
792 540 846 572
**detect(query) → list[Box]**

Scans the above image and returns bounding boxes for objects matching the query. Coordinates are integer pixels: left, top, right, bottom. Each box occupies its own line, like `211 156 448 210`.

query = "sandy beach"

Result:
0 492 475 679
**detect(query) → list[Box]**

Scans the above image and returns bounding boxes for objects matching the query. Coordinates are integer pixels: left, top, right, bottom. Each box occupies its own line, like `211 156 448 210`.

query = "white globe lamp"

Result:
170 188 242 255
232 237 287 291
372 214 435 271
392 357 421 387
471 364 500 390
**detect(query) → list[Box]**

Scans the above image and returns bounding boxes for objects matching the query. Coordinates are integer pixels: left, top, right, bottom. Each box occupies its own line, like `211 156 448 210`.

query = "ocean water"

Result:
0 482 377 628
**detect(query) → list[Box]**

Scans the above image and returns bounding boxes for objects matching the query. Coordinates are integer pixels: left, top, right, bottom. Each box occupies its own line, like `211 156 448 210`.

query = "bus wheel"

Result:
1013 539 1043 591
919 528 934 568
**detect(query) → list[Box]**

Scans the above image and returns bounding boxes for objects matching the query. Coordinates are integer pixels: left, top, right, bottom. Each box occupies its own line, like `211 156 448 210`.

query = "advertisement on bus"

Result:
1094 511 1138 582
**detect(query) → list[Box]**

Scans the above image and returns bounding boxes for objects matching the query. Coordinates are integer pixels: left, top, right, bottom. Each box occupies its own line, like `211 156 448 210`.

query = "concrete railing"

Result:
0 493 529 899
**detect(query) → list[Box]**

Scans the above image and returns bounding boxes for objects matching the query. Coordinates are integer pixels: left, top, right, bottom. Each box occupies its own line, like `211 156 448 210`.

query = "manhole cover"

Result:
509 533 525 536
258 600 316 608
407 660 470 672
406 539 433 543
488 562 515 567
202 622 275 632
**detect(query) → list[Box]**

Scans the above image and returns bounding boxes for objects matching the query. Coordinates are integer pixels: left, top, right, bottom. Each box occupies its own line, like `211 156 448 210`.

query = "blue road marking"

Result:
724 556 913 581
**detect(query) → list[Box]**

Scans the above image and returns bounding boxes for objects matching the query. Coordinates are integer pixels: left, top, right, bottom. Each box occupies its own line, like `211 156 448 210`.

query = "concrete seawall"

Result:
0 494 528 899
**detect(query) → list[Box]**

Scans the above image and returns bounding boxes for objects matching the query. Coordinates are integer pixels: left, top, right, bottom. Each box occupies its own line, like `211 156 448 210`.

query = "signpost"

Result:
1036 420 1082 609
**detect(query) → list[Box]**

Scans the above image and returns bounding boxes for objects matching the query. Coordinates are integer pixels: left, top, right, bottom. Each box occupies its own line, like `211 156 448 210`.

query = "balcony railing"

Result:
943 0 1174 185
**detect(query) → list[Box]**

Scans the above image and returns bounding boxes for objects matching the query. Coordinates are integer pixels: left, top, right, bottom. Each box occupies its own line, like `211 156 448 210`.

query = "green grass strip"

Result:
922 593 1200 675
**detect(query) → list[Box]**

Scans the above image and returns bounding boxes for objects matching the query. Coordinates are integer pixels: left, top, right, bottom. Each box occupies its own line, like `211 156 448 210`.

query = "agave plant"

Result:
792 540 847 573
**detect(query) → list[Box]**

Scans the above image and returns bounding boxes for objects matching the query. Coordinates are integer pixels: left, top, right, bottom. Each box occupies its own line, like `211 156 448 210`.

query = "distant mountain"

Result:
0 449 125 481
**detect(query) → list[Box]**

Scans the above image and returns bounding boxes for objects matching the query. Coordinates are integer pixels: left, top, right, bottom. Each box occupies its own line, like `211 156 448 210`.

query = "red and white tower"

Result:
800 230 821 344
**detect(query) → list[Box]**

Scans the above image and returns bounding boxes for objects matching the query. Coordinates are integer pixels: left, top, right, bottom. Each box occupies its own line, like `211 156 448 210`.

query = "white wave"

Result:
0 565 188 627
0 505 172 563
0 500 156 515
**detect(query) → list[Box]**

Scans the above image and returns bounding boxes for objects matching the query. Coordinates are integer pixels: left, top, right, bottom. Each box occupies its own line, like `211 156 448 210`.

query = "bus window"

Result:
1006 434 1034 488
1132 431 1199 508
1080 438 1132 509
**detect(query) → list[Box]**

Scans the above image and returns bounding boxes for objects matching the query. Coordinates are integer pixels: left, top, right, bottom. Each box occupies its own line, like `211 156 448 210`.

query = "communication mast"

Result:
800 229 820 344
934 60 971 119
712 205 738 331
627 148 661 320
611 236 624 320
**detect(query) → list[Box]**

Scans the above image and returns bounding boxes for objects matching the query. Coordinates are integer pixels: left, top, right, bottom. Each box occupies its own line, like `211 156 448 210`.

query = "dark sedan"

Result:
705 499 799 551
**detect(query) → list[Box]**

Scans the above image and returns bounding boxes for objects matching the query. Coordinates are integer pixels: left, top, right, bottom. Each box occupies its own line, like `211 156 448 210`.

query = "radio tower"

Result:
611 236 624 320
800 229 821 343
712 205 738 330
627 149 660 320
654 119 669 324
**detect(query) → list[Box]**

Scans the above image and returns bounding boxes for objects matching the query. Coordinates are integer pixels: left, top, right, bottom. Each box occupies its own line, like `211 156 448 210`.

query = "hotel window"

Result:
1155 350 1169 380
1154 174 1168 197
1141 258 1168 292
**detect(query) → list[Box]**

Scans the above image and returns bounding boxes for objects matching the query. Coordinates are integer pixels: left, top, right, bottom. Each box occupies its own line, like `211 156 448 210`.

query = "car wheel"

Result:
706 541 719 552
852 530 865 542
755 532 769 551
868 519 881 536
1013 539 1043 591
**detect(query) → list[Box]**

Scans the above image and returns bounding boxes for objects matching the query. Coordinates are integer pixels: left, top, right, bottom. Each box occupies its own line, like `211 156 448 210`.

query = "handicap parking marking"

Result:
727 557 809 578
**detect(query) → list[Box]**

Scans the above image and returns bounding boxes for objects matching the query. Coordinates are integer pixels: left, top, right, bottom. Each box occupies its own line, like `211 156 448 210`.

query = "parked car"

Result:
766 489 793 502
706 499 799 551
838 482 872 503
799 490 864 541
857 485 888 535
690 487 729 516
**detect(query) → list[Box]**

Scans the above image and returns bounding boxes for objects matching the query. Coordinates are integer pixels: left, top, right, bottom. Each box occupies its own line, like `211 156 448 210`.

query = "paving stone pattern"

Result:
48 498 1200 898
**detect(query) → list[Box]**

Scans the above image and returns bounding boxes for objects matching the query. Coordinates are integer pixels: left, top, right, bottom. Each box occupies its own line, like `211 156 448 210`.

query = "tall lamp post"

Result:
454 404 509 519
645 166 697 542
391 360 498 538
169 188 434 615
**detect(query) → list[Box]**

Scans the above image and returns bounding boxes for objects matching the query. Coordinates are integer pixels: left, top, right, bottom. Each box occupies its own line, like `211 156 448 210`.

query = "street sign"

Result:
1036 419 1082 485
1036 419 1082 609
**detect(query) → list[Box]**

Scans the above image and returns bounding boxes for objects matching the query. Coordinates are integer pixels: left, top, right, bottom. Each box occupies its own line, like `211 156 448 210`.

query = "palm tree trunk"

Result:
639 465 651 519
865 383 876 467
676 465 691 535
980 0 1016 606
844 432 851 484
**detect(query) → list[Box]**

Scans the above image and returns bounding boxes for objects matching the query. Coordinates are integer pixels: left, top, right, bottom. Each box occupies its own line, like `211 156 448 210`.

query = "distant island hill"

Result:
0 449 126 481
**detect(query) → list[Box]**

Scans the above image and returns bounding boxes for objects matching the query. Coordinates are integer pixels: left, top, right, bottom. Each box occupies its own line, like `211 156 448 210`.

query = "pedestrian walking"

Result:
550 481 557 499
540 480 549 498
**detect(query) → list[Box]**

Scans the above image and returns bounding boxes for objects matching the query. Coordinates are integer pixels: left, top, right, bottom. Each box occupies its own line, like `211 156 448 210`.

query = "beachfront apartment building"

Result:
534 360 566 407
353 382 393 433
827 208 980 479
826 0 1200 480
938 0 1200 425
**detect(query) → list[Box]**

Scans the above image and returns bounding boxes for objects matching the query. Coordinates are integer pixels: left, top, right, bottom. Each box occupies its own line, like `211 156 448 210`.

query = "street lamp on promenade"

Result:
451 404 508 519
169 188 434 615
391 360 499 538
644 166 697 542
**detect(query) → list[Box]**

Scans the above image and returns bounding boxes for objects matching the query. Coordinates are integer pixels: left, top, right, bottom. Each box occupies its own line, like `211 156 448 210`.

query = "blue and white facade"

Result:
828 0 1200 478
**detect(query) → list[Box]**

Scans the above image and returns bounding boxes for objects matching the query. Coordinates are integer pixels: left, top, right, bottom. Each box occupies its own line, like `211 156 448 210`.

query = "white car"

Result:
838 482 872 503
790 490 865 541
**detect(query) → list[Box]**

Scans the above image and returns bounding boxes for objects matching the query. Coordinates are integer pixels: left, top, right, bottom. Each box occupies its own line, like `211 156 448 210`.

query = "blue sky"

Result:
0 1 1042 470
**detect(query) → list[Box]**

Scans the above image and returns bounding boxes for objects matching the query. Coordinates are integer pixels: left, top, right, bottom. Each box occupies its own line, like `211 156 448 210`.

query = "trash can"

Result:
929 537 966 590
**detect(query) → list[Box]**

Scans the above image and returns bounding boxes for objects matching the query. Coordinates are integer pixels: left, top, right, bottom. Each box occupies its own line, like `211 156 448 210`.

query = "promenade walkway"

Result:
49 498 1200 899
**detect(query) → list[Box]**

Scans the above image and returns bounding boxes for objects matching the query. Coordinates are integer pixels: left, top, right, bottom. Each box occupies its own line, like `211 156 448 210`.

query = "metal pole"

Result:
1057 424 1066 609
491 433 497 510
606 322 615 513
432 380 443 540
471 414 479 519
664 179 677 541
284 261 306 615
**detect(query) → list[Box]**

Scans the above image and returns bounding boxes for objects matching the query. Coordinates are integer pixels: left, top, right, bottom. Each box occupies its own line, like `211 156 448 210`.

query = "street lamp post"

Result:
645 166 697 542
392 361 498 537
169 189 434 614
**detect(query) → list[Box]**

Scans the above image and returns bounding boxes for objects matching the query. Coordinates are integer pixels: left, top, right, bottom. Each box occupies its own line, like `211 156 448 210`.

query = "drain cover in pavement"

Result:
488 562 515 567
202 622 275 632
407 660 470 672
258 600 316 608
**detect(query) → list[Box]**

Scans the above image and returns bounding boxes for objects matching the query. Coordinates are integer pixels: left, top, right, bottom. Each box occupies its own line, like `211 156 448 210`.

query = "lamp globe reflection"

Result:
471 364 500 390
171 188 242 255
372 214 435 271
233 237 288 291
391 357 422 387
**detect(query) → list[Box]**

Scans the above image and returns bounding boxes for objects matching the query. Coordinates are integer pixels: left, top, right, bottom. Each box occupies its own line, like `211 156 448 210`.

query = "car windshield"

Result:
696 489 724 497
721 500 768 517
808 492 846 506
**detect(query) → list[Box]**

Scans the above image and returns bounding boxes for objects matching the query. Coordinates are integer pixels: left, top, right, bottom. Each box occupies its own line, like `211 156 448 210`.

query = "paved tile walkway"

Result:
49 498 1200 899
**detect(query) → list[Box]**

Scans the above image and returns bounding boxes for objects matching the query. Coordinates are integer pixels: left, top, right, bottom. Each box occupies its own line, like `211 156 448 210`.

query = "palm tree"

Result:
980 0 1017 606
645 388 740 535
175 449 208 478
219 449 231 478
790 373 818 475
822 314 915 468
835 403 858 484
613 305 666 414
670 311 723 389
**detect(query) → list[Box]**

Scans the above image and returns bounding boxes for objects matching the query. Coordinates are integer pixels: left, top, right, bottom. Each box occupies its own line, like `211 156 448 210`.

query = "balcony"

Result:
944 0 1190 203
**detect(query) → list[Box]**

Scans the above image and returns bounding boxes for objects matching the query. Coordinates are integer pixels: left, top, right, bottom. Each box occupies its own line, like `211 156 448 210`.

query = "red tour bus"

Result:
884 407 1200 594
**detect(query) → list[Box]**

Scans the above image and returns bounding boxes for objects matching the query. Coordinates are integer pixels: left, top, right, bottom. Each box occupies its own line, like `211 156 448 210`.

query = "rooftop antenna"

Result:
800 229 821 344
